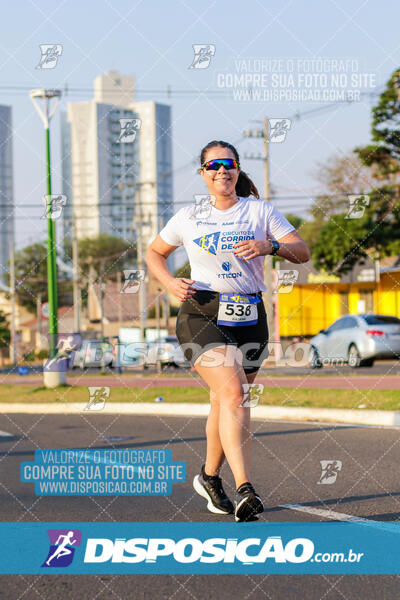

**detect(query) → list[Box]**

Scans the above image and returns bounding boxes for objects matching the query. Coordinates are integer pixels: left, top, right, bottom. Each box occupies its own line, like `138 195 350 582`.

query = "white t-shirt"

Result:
159 196 295 293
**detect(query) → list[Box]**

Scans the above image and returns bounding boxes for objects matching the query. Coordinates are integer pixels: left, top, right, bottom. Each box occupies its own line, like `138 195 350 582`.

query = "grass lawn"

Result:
0 385 399 411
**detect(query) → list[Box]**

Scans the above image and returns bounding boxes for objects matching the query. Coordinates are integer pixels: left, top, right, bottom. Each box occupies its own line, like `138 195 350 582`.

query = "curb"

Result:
0 402 399 427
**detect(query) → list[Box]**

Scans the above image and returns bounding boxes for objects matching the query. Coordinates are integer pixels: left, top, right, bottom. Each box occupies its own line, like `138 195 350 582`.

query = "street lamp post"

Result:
30 89 63 386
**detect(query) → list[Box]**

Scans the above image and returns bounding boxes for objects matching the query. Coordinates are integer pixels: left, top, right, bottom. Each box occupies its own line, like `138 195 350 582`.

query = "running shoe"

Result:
193 465 234 515
234 482 264 522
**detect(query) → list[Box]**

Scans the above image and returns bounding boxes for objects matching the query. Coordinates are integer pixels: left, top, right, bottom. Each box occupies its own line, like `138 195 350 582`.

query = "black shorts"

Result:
176 290 269 374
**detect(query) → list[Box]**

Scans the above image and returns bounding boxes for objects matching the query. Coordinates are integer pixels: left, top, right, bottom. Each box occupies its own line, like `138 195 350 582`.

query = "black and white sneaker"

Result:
193 465 234 515
234 482 264 522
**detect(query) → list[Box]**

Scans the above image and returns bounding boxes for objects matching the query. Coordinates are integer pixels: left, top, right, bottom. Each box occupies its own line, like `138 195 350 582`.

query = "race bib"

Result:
217 293 260 327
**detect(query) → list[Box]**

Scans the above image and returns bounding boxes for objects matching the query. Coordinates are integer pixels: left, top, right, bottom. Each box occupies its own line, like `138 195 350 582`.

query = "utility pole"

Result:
262 118 275 356
99 259 105 340
135 185 146 343
37 293 42 351
164 294 169 330
9 241 17 365
72 224 81 334
155 290 161 342
117 270 123 326
132 182 154 344
243 118 278 362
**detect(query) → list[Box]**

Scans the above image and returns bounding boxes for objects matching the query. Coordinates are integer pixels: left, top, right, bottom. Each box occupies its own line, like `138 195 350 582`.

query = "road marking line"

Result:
281 504 375 522
255 419 374 428
280 504 399 533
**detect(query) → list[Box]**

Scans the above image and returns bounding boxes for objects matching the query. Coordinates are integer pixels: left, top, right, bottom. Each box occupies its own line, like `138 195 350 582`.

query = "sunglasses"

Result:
201 158 240 171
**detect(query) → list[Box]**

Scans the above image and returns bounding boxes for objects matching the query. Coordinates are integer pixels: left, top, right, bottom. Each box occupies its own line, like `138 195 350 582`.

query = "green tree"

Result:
312 212 372 273
64 233 136 278
8 235 137 313
5 243 48 312
312 68 400 274
0 310 10 348
302 152 376 254
356 68 400 179
312 152 376 211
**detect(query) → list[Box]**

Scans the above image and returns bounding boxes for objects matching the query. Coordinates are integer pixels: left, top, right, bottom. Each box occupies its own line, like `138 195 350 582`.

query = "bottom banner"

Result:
1 521 399 574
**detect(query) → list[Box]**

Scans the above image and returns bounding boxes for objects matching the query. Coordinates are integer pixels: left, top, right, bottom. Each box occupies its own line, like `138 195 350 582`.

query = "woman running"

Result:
146 140 310 521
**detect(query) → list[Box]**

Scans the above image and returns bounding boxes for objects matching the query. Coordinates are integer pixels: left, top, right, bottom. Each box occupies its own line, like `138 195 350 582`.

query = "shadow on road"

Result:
0 424 358 458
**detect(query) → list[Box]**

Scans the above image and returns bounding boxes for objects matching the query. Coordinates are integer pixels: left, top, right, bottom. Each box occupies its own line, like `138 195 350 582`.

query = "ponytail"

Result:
200 140 260 199
236 170 260 199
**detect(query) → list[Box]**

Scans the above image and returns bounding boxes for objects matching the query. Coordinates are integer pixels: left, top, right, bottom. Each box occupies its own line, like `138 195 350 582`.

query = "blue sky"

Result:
1 0 399 247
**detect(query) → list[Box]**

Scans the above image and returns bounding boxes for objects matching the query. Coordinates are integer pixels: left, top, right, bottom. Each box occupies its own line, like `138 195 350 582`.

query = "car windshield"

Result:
363 315 400 325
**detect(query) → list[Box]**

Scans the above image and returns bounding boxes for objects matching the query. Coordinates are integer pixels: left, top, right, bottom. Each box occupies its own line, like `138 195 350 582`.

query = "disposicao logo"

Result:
83 536 314 565
42 529 82 567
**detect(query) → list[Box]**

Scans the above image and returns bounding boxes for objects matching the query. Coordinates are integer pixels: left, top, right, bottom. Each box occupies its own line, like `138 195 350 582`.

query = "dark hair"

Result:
200 140 260 199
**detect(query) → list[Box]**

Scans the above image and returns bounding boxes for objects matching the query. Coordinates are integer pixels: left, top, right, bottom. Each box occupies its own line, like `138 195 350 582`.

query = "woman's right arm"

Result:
145 235 197 302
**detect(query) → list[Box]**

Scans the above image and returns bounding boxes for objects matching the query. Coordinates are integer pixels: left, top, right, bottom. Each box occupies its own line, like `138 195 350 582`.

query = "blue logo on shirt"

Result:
193 232 220 255
222 261 231 271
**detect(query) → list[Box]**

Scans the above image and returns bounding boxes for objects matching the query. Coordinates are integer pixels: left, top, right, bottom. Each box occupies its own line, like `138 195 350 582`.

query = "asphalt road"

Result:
1 412 400 598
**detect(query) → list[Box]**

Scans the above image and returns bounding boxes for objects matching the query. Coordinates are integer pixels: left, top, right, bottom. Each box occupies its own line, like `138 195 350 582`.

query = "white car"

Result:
308 313 400 368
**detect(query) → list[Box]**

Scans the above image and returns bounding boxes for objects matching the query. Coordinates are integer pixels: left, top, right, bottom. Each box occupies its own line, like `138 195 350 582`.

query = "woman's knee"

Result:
216 385 245 410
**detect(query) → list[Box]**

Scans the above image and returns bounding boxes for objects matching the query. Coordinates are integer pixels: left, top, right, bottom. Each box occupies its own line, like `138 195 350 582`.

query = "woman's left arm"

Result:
233 230 310 264
269 230 310 264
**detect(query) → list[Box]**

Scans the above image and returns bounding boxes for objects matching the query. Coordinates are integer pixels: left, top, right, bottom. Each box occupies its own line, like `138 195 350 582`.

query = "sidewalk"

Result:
3 373 400 390
1 401 399 428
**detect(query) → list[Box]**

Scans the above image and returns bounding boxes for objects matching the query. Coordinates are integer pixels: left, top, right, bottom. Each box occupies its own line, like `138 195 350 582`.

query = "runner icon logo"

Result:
345 195 370 219
190 195 216 220
188 44 216 69
85 387 110 411
318 460 342 485
42 529 82 567
118 118 142 143
41 194 67 220
269 118 291 143
120 270 145 294
193 232 220 255
36 44 63 69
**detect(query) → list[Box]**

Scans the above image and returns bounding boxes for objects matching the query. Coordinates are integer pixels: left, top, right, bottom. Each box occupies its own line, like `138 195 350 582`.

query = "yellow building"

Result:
276 256 400 338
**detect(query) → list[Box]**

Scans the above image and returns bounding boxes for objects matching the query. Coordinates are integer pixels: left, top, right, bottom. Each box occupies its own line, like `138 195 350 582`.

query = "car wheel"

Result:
360 357 374 367
309 346 322 369
348 344 361 368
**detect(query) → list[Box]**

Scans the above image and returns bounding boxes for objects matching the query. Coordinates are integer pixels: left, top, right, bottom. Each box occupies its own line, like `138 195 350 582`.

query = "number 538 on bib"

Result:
217 293 260 327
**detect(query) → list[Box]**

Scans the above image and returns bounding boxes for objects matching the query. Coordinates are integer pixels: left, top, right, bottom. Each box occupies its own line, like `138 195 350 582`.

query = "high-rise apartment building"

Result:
61 71 173 253
0 105 14 278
